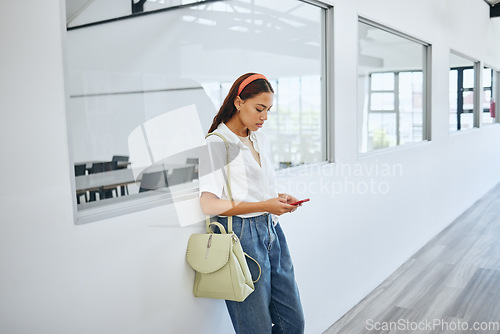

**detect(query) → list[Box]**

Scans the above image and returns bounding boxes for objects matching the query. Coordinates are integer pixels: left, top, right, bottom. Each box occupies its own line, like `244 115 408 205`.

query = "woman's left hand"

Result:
279 193 300 212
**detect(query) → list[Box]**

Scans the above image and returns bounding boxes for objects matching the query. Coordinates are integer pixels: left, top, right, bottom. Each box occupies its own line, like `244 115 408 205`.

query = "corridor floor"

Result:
324 184 500 334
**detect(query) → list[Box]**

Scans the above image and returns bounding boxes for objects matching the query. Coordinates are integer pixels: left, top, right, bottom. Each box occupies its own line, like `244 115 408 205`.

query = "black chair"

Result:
111 155 130 195
167 165 196 186
112 155 129 169
90 162 106 174
139 170 169 193
186 158 199 179
74 164 88 204
88 162 114 201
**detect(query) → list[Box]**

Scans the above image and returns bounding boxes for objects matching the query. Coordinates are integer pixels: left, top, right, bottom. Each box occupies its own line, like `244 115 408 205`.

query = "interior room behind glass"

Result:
357 20 428 153
66 0 326 215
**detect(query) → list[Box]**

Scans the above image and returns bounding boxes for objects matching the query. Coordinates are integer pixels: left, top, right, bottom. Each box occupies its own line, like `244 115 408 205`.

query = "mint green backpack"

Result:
186 133 260 301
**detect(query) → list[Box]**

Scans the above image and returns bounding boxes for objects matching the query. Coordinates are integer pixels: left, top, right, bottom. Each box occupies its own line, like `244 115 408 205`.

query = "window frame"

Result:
67 0 222 30
68 0 334 225
357 17 432 154
481 64 500 126
449 50 480 133
494 67 500 123
367 70 426 147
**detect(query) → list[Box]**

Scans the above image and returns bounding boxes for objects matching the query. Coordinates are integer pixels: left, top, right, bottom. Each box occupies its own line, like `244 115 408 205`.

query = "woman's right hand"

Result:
263 197 296 216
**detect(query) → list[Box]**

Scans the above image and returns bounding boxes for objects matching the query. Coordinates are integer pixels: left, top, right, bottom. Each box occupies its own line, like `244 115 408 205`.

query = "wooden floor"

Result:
324 184 500 334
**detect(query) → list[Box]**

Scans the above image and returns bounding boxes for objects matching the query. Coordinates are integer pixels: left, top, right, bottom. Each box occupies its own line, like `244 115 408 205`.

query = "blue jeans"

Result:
216 214 305 334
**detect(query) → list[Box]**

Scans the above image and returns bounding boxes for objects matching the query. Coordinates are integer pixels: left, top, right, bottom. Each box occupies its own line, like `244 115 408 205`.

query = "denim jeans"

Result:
216 214 305 334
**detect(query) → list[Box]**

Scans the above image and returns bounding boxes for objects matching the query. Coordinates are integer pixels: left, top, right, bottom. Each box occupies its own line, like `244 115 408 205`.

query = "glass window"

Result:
358 20 429 153
66 0 328 219
482 66 497 126
371 72 395 91
67 0 207 28
370 92 395 111
449 52 478 132
263 76 323 168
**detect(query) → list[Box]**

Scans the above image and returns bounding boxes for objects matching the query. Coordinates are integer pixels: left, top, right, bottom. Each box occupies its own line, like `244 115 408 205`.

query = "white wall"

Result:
1 1 500 334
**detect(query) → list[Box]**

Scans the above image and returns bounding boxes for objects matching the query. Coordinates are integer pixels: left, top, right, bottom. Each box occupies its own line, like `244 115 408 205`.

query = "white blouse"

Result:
198 123 278 218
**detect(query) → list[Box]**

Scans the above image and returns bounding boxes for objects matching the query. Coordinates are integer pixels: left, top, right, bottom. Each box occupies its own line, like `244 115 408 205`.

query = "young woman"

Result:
199 73 305 334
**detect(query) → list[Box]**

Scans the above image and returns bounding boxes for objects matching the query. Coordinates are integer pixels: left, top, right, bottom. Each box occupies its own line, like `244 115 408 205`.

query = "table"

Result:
75 168 136 194
75 164 195 195
74 160 131 170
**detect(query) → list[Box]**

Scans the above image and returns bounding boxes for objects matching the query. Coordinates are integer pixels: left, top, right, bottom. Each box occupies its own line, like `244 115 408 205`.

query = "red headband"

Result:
237 74 268 96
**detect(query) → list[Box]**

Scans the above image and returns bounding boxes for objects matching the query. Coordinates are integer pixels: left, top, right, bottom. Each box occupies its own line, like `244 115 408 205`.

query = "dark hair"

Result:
208 73 274 133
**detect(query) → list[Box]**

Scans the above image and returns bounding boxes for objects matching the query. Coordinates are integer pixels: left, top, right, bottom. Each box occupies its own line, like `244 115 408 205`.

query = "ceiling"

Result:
484 0 500 5
66 0 93 25
485 0 500 17
66 0 500 27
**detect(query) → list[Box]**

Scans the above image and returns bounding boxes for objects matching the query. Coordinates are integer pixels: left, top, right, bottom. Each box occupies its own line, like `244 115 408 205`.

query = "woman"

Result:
199 73 305 334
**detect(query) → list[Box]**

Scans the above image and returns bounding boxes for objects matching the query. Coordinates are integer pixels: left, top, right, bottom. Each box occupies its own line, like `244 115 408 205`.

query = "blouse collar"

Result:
217 123 263 154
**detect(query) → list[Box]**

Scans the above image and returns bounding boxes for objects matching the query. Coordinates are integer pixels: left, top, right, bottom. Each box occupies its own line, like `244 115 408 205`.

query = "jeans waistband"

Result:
217 213 269 224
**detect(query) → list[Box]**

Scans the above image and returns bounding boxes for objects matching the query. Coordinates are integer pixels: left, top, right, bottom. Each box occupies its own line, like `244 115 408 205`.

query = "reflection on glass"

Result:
483 90 492 110
399 71 423 144
66 0 207 28
67 0 325 211
264 76 322 167
449 52 476 132
371 73 395 91
449 70 458 113
368 113 396 150
463 69 475 89
358 21 427 152
370 92 394 110
483 68 492 87
449 70 458 131
463 91 474 111
482 67 496 126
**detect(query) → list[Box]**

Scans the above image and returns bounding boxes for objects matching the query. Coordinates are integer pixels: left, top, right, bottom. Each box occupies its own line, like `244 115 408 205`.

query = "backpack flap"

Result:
186 233 232 274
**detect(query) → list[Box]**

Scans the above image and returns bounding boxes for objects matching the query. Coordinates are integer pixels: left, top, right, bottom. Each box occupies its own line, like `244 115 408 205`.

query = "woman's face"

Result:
235 92 274 132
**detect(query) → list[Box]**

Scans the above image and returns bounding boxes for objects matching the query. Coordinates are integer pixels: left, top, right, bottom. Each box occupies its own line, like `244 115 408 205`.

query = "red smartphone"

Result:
290 198 310 206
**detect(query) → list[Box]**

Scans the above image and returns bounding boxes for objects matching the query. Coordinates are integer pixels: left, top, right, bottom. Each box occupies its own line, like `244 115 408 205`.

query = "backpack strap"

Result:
205 132 234 233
